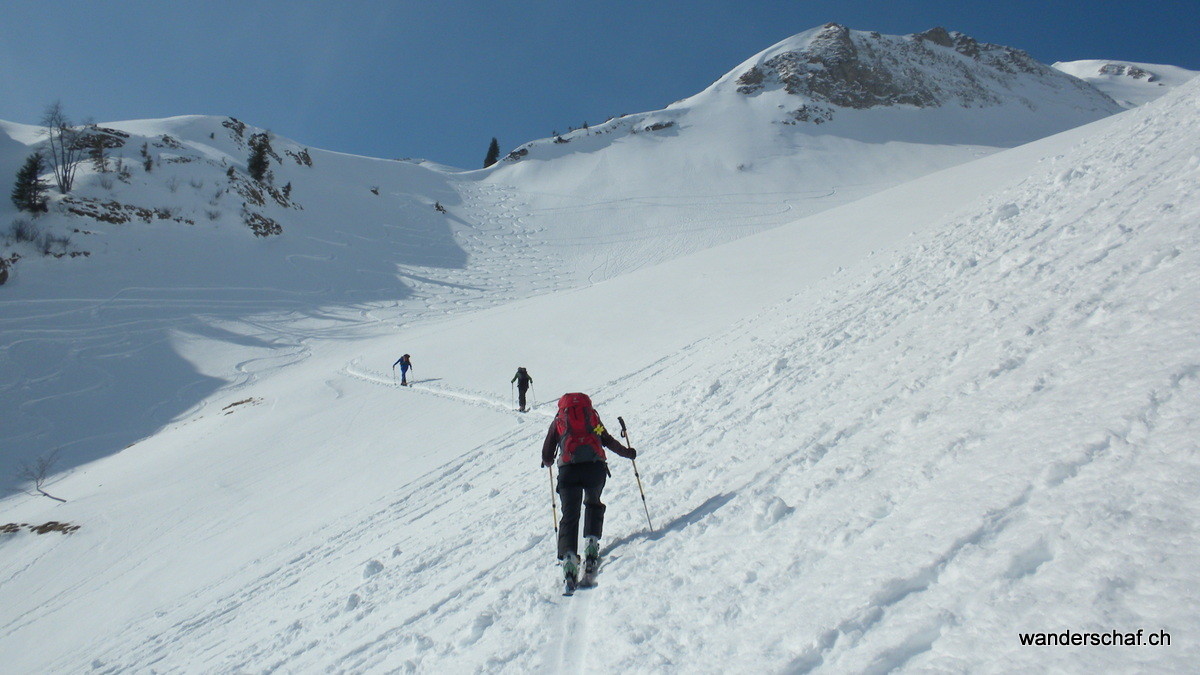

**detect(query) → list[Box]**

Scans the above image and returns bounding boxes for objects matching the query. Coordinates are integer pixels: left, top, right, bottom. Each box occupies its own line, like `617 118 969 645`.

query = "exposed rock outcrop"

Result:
734 23 1117 118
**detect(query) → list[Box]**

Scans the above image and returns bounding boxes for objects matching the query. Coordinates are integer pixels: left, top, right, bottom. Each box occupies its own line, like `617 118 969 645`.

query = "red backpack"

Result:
555 393 606 464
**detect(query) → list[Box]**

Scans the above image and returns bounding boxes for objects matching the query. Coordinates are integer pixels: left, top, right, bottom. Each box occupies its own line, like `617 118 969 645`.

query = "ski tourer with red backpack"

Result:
541 393 636 594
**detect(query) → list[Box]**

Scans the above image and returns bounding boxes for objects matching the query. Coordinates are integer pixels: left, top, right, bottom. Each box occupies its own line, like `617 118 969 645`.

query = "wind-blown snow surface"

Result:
2 74 1198 674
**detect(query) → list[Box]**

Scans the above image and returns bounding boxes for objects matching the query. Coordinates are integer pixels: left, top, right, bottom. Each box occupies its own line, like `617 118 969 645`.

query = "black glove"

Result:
626 447 636 459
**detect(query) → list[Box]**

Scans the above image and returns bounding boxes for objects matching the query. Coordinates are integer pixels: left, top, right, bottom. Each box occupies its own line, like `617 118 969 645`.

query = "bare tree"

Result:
41 102 82 194
17 448 67 502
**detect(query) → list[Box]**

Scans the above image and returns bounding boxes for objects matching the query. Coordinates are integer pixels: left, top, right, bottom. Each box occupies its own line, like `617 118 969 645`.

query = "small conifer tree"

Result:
247 133 272 183
484 137 501 168
11 152 49 213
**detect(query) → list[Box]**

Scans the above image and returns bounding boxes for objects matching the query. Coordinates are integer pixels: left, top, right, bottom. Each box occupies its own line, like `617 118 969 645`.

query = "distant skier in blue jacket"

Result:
392 354 413 386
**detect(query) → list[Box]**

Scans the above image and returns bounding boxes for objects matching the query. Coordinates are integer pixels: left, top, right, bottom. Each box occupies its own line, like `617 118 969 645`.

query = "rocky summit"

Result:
732 23 1120 120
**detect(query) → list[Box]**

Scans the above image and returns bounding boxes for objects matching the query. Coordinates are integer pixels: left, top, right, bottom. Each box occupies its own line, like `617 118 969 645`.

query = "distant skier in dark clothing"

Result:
511 367 533 411
392 354 412 386
541 393 635 589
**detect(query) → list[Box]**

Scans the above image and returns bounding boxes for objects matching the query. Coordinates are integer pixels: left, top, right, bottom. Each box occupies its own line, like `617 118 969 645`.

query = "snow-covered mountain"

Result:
2 25 1124 288
3 24 1198 673
489 24 1124 277
0 24 1131 490
1054 59 1199 108
704 24 1120 135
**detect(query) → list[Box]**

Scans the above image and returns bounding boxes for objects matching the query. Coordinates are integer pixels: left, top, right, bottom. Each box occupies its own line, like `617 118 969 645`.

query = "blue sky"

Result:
2 1 1197 169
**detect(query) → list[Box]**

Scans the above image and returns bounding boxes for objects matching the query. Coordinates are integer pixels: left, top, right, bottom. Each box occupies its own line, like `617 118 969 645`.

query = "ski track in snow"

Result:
343 361 554 420
62 391 595 673
549 587 593 675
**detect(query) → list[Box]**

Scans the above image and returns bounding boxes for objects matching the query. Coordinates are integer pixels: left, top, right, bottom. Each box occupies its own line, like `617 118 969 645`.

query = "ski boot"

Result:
579 537 600 587
561 553 580 596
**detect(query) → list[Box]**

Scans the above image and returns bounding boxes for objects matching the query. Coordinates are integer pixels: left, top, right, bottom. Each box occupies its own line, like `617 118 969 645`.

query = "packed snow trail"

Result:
343 360 554 419
549 581 596 673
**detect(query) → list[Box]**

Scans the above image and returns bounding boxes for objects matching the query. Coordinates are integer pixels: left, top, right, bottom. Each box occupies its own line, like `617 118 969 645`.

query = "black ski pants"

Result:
518 385 528 410
556 461 608 559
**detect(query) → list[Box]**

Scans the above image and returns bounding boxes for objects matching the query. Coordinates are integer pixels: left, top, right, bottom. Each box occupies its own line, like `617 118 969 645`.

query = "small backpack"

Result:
555 393 606 464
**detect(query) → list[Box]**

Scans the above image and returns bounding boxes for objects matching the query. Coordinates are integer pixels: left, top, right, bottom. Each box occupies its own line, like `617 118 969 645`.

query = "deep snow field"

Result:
2 47 1199 675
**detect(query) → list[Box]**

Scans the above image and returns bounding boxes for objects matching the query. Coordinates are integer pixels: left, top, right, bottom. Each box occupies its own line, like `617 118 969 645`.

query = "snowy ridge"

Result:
1053 58 1199 108
481 24 1125 285
713 24 1116 116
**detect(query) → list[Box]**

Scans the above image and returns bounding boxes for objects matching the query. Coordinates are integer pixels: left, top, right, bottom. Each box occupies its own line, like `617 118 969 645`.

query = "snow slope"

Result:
1054 59 1199 108
0 115 586 494
486 24 1124 282
1 25 1125 494
2 64 1197 675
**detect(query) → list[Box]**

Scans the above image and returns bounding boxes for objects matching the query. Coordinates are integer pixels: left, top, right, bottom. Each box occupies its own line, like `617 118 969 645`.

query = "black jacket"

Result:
511 369 532 389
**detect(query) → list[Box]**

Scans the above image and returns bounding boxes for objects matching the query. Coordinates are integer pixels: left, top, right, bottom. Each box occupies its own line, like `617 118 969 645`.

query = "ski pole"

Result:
618 416 653 531
512 381 516 409
548 466 559 534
